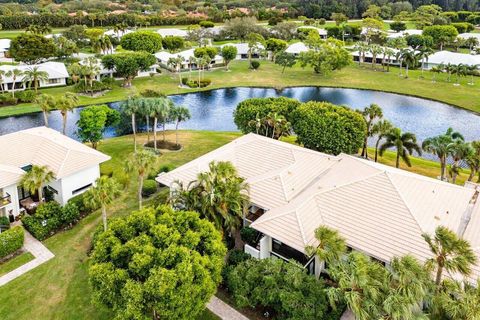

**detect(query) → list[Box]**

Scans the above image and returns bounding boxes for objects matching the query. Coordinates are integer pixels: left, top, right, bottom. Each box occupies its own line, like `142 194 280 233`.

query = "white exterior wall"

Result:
1 184 20 218
259 235 272 259
56 165 101 204
38 78 67 89
244 243 260 259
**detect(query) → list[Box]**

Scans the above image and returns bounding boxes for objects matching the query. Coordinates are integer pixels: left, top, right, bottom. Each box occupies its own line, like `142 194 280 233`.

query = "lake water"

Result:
1 87 479 150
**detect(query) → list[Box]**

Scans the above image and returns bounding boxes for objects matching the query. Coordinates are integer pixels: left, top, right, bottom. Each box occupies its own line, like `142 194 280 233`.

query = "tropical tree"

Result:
83 176 121 231
449 140 473 184
221 45 237 71
466 141 480 182
361 103 383 159
34 93 55 127
422 128 464 181
430 64 444 83
379 127 421 168
423 226 476 287
434 279 480 319
353 42 368 65
170 105 191 146
57 92 79 135
444 63 455 82
383 47 395 72
167 55 185 86
305 226 347 265
0 70 5 93
467 64 478 85
369 44 382 70
416 47 434 77
246 32 265 65
120 96 142 152
5 68 23 98
125 149 157 209
453 63 467 86
20 165 55 203
81 57 100 95
148 97 172 150
371 119 393 162
400 49 418 78
465 37 479 51
22 66 49 93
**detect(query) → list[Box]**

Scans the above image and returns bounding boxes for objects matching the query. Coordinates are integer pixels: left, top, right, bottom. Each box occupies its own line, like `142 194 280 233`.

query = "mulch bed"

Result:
144 140 182 151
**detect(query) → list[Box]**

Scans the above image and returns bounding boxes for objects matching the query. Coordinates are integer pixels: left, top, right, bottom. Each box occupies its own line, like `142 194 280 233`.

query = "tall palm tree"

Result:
401 49 418 78
83 176 121 231
139 98 152 144
422 128 464 181
121 96 142 153
379 128 421 168
81 57 100 95
148 97 172 150
168 56 185 86
353 42 368 65
423 226 476 287
20 165 55 203
361 103 383 159
444 63 455 82
435 279 480 319
57 92 78 135
22 66 49 93
449 140 473 184
248 112 263 135
5 69 23 98
369 44 382 70
371 119 393 162
125 149 157 209
0 69 6 93
466 140 480 182
467 64 478 85
466 37 479 51
430 64 444 83
34 93 55 127
454 63 467 86
305 226 347 265
417 47 434 78
170 105 191 146
383 47 395 72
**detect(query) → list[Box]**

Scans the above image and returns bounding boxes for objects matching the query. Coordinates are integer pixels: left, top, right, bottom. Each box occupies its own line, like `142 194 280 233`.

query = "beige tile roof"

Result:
0 164 24 188
156 133 480 280
0 127 111 179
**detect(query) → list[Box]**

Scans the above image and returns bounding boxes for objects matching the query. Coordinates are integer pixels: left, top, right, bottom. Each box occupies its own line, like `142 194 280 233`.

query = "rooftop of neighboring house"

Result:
0 62 69 82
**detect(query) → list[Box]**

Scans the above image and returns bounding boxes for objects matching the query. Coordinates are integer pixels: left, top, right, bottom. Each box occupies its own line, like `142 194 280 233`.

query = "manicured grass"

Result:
0 252 34 277
199 309 221 320
1 60 479 118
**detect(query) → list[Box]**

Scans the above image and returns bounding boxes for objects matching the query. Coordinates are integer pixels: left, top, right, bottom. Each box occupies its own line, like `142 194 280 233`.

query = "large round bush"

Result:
120 31 163 53
233 97 300 135
0 226 24 258
89 205 226 320
291 101 366 155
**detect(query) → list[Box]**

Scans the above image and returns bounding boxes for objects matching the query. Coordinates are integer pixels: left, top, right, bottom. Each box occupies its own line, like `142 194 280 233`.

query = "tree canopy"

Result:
101 52 156 87
76 105 120 149
10 33 56 64
120 31 163 53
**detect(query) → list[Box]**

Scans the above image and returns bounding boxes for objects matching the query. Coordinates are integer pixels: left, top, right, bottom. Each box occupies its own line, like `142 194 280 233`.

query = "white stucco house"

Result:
104 29 133 39
285 42 309 56
458 32 480 42
0 127 110 222
156 28 188 38
157 134 480 283
0 39 11 58
155 48 223 71
426 50 480 69
386 29 422 39
0 62 69 91
220 42 265 60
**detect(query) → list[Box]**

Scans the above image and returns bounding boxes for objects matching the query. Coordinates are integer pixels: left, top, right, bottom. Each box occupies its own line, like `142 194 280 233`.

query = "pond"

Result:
0 86 479 152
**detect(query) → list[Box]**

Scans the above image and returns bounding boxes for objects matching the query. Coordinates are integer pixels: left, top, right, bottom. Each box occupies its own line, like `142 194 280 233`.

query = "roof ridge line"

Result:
251 209 298 225
57 148 71 178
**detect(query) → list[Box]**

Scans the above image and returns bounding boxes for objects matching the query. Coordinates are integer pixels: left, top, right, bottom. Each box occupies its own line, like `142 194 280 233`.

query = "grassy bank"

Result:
0 60 479 118
0 130 471 319
0 252 34 277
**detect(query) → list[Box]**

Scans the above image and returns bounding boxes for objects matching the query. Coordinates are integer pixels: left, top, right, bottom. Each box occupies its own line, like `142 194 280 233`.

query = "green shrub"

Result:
181 77 188 85
451 22 475 33
199 20 215 28
250 60 260 70
0 216 10 227
16 90 36 103
60 202 80 225
291 101 366 155
141 88 165 98
142 179 158 197
240 226 259 247
101 76 116 86
185 78 212 88
35 201 62 220
234 97 300 135
227 249 251 267
0 93 18 105
22 216 54 240
73 80 111 93
0 226 24 258
68 193 92 214
120 31 163 53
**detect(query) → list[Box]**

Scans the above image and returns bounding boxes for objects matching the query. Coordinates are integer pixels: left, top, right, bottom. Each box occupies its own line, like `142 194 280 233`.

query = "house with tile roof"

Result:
156 133 480 282
0 62 69 91
0 127 110 222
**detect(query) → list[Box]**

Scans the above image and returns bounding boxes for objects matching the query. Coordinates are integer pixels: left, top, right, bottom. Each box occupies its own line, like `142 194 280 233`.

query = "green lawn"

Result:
1 60 479 118
0 252 34 277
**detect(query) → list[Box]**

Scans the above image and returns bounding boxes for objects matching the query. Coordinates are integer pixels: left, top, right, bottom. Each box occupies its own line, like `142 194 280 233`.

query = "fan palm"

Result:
20 165 55 204
449 140 473 184
22 66 49 93
465 140 480 182
305 226 347 265
125 149 157 209
168 56 185 86
371 119 393 162
416 47 434 78
379 128 421 168
170 105 191 146
361 103 383 159
148 97 172 150
139 98 152 144
34 93 55 127
467 64 478 85
57 92 78 135
430 64 444 83
121 96 142 152
401 49 418 78
444 63 455 82
5 69 23 98
423 226 476 287
83 176 121 231
248 112 263 135
383 47 395 72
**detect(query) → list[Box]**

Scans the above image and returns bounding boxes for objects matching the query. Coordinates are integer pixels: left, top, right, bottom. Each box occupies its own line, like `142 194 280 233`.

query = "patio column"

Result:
259 235 271 259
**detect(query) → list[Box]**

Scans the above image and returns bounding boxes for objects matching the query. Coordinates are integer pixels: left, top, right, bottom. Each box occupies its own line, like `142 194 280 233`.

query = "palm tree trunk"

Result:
153 117 158 151
396 152 400 168
146 116 150 143
468 169 475 181
435 265 443 287
132 114 137 153
102 206 107 231
163 123 166 141
43 111 49 127
440 158 446 181
175 121 179 146
374 138 381 162
38 186 44 203
138 176 143 209
62 113 67 135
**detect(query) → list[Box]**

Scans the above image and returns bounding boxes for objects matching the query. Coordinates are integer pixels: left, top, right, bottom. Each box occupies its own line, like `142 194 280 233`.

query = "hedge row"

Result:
181 77 212 88
0 226 24 259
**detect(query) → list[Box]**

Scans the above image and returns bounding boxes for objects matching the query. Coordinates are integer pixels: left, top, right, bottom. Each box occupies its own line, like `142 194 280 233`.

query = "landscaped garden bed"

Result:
144 140 182 150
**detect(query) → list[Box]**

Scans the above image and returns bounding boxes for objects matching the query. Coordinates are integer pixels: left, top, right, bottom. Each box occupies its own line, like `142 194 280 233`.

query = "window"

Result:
48 78 61 84
72 184 92 195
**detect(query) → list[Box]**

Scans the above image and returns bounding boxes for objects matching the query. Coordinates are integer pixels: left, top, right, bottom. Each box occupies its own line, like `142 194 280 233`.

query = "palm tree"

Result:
5 69 23 98
435 279 480 319
0 69 6 93
305 226 347 265
417 47 434 78
466 141 480 182
396 49 405 77
423 226 476 287
125 149 157 209
467 64 478 85
369 44 382 70
81 57 100 95
371 119 393 162
83 176 121 231
22 66 49 93
353 42 368 65
401 49 418 78
121 96 142 153
422 128 464 181
68 63 83 84
20 165 55 204
449 139 473 184
57 92 78 135
148 97 172 150
361 103 383 159
168 56 185 87
170 105 191 146
248 112 263 135
35 94 55 127
139 98 152 144
444 63 455 82
430 64 444 83
379 128 421 168
383 47 395 72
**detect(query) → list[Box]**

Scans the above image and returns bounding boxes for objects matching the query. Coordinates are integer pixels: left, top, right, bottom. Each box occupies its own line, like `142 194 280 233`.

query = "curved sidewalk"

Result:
207 296 249 320
0 230 54 287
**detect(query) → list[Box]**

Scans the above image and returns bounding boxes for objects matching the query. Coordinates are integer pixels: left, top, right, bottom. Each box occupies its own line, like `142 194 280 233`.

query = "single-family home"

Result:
0 127 110 222
155 48 223 71
426 50 480 69
285 42 309 56
157 133 480 282
220 43 265 60
297 26 328 39
458 33 480 42
0 62 69 91
0 39 11 58
104 29 133 39
156 28 188 38
351 48 401 65
386 29 423 39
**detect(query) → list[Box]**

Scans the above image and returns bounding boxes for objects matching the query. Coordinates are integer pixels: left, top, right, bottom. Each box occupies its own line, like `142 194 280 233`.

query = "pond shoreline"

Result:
0 83 478 119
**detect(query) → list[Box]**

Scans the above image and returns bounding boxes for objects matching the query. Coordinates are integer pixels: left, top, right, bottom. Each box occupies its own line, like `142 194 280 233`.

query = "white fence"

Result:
244 244 260 259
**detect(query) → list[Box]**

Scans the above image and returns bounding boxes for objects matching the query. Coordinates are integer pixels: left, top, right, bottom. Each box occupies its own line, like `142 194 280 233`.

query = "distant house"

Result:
386 29 423 39
155 48 223 71
351 48 401 65
0 62 69 91
104 29 133 39
0 39 11 58
156 134 480 283
156 28 188 38
285 42 309 56
426 51 480 69
297 26 328 39
220 42 265 60
81 58 158 79
0 127 110 221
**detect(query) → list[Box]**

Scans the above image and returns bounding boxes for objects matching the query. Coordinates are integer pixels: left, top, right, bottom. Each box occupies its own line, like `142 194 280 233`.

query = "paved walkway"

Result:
0 230 54 287
207 296 249 320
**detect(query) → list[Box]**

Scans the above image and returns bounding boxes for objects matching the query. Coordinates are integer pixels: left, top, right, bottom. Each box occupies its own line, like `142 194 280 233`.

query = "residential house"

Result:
0 127 110 222
0 39 11 58
156 133 480 283
0 62 69 91
426 51 480 69
155 48 223 71
156 28 188 38
297 26 328 39
220 43 265 60
386 29 423 39
351 48 401 65
285 42 309 56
